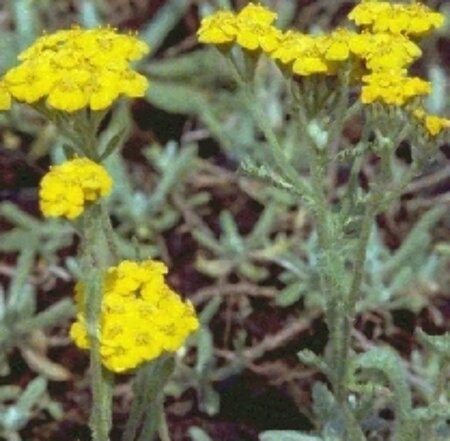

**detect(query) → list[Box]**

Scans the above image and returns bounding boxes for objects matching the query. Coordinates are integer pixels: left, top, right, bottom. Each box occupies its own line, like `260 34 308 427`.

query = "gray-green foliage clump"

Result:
0 377 63 441
0 249 71 440
0 248 73 376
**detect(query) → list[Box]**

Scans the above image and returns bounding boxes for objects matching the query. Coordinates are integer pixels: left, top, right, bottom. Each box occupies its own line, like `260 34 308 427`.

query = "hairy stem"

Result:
308 150 367 441
336 206 373 402
223 51 314 199
158 403 172 441
82 205 114 441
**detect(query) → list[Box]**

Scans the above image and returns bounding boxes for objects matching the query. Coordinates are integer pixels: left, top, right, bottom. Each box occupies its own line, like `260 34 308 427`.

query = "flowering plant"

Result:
197 1 450 440
0 25 198 441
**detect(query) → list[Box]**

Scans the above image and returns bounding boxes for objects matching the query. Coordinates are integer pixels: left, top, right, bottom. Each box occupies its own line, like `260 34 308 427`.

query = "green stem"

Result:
435 359 448 399
328 66 350 147
293 72 366 439
224 52 314 199
81 205 114 441
301 142 369 439
308 150 365 441
335 206 373 403
426 359 449 440
332 142 417 405
100 201 120 262
122 361 154 441
301 133 359 436
122 357 175 441
34 105 86 156
379 162 419 211
89 345 114 441
157 403 172 441
244 87 309 190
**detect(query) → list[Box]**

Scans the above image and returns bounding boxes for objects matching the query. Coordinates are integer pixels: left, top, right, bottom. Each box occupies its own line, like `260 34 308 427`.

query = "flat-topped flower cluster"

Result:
70 260 199 373
39 158 112 219
198 1 450 136
0 26 149 112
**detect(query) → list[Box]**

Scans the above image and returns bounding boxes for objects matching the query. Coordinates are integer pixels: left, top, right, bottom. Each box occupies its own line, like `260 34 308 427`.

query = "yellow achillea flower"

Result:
317 28 357 62
361 71 431 106
348 1 444 37
350 32 422 72
197 10 238 44
39 158 112 219
270 31 307 65
413 108 450 137
271 32 334 76
234 3 281 53
4 27 149 112
70 260 199 373
237 3 277 25
423 115 450 137
197 3 281 54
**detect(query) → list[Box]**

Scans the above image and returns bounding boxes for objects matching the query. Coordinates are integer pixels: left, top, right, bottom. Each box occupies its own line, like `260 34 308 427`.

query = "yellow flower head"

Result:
235 3 281 53
237 3 277 26
348 1 444 37
413 107 450 137
361 71 431 106
39 158 112 219
423 115 450 137
4 27 149 112
197 3 281 54
197 10 238 45
70 260 199 373
350 32 422 72
271 32 336 76
317 28 358 62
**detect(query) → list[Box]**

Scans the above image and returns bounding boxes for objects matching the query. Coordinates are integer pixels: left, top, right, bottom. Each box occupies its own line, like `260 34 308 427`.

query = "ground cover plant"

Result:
0 0 449 440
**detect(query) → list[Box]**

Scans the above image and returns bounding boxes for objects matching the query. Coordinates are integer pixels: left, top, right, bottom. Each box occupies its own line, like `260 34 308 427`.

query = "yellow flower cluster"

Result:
350 32 422 72
348 1 441 107
198 3 281 52
39 158 112 219
2 27 149 112
348 1 444 36
70 260 199 373
271 31 339 76
413 108 450 137
361 72 431 106
197 1 446 109
198 5 357 76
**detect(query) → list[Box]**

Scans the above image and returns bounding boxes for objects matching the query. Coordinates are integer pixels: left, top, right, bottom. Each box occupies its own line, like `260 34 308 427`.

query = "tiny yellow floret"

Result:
3 27 149 112
39 158 112 219
0 81 12 110
70 260 199 373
